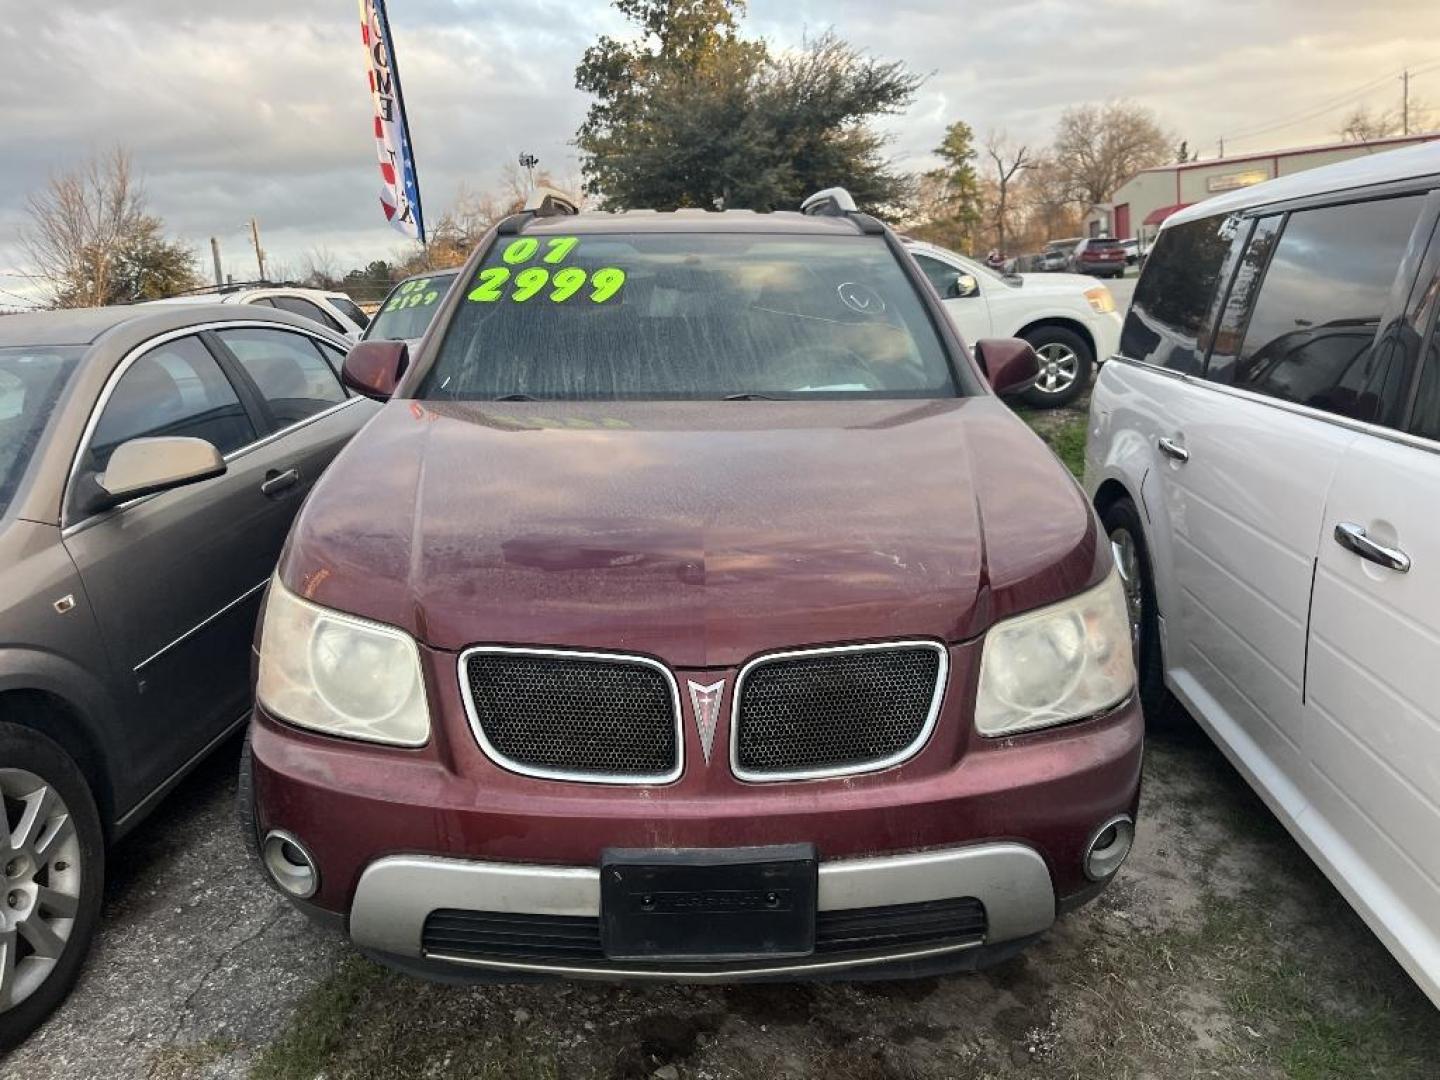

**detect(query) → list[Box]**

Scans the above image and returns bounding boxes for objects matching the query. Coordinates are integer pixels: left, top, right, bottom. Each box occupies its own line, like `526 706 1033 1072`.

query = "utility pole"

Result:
209 237 223 288
1402 69 1410 136
518 152 539 190
248 218 267 281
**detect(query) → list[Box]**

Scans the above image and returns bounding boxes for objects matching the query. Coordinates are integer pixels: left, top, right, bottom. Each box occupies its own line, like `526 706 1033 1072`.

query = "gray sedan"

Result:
0 304 376 1046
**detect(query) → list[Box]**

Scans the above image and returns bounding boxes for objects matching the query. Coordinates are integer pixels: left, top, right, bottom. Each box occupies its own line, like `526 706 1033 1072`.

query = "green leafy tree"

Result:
574 2 918 213
906 120 985 252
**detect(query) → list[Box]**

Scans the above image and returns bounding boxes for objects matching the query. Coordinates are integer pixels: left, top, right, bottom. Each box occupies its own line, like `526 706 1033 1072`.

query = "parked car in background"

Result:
0 304 377 1045
906 239 1122 408
1071 237 1127 279
362 270 461 346
1119 238 1140 266
1040 238 1082 272
149 285 370 340
1085 141 1440 1009
242 186 1141 989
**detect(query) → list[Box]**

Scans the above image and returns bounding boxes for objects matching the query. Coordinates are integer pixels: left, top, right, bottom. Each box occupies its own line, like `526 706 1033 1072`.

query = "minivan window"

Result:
1121 214 1241 373
1203 215 1283 381
424 234 958 400
329 295 370 329
1409 337 1440 443
88 335 255 473
1224 195 1426 422
0 345 81 517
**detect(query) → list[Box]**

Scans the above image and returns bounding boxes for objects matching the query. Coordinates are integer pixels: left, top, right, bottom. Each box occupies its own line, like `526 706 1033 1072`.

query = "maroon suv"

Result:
243 187 1142 982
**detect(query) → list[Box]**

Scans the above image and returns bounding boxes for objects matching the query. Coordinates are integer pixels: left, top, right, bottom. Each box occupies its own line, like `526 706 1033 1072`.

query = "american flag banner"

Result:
358 0 425 242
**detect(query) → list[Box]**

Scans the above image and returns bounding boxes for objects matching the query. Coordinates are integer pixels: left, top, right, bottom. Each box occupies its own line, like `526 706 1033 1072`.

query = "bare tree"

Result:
984 131 1033 254
23 147 136 307
1053 101 1171 212
1337 101 1433 143
301 245 342 289
1019 155 1081 242
21 146 196 307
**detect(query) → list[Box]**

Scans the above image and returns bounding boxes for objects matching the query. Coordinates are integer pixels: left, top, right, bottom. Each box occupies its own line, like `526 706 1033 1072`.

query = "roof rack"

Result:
799 186 885 235
498 186 584 235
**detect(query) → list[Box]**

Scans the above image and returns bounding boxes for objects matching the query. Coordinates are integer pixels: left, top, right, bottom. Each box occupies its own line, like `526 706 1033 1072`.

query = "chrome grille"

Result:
733 642 946 781
460 648 681 783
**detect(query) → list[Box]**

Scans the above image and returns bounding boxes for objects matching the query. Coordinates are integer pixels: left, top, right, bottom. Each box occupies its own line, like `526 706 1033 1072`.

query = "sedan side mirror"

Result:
973 338 1042 397
342 340 409 400
91 436 225 511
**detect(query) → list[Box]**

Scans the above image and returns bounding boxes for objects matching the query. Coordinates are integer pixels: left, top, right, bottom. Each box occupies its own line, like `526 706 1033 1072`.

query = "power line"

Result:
1223 59 1440 147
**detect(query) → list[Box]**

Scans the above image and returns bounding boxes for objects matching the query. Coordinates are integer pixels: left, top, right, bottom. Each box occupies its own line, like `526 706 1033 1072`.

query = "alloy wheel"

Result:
1034 343 1079 394
0 769 82 1014
1109 527 1144 663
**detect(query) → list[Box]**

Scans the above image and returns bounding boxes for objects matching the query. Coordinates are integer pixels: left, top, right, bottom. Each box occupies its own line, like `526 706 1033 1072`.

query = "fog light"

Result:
1083 815 1134 881
262 830 319 899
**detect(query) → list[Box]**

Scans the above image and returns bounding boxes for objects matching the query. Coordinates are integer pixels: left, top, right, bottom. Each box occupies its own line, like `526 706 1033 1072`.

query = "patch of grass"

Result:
147 1036 240 1080
249 954 386 1080
248 953 562 1080
1015 406 1088 478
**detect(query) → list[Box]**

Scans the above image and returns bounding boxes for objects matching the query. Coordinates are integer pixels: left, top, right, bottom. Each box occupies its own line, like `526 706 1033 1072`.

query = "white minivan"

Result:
1085 141 1440 1009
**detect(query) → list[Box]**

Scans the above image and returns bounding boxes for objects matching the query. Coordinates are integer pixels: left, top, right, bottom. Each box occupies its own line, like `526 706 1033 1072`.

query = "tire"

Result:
1018 325 1094 409
0 723 105 1050
1098 497 1169 723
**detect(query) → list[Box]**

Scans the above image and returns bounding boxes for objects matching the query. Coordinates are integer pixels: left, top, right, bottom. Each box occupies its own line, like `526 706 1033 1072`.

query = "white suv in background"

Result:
905 240 1122 408
1085 141 1440 1009
149 286 370 340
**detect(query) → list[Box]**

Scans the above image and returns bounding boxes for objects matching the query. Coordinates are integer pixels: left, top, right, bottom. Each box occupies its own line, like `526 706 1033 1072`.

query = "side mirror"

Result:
950 273 980 300
92 436 225 511
973 337 1042 397
342 340 409 400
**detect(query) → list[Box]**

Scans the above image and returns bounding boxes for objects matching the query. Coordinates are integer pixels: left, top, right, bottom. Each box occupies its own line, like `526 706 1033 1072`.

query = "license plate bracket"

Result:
600 844 818 961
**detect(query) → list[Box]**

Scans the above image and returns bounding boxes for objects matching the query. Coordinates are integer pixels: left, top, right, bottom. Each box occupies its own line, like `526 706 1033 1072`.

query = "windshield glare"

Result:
365 272 458 341
0 345 82 517
423 233 957 400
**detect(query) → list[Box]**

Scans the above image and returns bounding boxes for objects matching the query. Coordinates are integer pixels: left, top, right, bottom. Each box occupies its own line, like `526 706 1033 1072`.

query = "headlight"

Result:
257 576 429 746
1084 286 1115 314
975 569 1134 737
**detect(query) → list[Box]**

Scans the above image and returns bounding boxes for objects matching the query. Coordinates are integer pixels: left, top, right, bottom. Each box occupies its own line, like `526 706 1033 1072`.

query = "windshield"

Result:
422 233 957 400
364 272 458 341
0 345 82 517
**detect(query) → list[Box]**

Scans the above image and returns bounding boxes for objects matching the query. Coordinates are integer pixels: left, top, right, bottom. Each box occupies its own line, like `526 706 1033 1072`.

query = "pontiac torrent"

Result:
242 188 1143 982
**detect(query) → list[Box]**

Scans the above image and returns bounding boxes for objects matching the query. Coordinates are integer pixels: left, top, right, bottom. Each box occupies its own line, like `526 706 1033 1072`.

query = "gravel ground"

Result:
3 719 1437 1080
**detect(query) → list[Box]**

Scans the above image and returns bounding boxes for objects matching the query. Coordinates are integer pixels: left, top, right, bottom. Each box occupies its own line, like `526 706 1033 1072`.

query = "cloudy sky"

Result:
1 0 1437 304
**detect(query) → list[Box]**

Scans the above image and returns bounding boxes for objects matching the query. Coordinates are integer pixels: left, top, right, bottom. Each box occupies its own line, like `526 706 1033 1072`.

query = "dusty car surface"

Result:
0 304 376 1046
243 188 1142 984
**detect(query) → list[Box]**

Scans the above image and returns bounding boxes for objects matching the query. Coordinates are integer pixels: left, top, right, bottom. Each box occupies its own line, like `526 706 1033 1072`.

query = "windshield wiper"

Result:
721 392 783 401
491 393 540 401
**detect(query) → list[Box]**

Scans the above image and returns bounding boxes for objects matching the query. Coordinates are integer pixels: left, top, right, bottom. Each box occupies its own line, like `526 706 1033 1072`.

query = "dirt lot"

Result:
2 720 1437 1080
4 342 1437 1078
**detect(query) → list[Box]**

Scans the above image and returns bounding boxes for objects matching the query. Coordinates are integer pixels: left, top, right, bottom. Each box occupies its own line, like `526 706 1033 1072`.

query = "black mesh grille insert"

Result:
464 652 677 779
421 897 986 965
735 646 942 776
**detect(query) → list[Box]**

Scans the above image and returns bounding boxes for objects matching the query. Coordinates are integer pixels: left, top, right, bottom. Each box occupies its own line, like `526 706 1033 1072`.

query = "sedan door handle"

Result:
260 467 301 498
1157 436 1190 463
1333 522 1410 573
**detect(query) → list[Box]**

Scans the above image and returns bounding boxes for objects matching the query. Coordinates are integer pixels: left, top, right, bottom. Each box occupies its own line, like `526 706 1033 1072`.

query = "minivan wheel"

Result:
0 723 104 1050
1098 498 1168 723
1018 326 1093 409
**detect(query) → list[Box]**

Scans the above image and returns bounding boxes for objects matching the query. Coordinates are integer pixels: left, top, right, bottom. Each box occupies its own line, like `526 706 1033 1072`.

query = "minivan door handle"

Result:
1333 522 1410 573
1157 437 1190 463
260 467 301 498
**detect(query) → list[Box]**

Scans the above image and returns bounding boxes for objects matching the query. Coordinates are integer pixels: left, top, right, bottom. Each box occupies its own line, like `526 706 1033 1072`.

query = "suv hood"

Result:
1014 272 1104 293
282 399 1102 667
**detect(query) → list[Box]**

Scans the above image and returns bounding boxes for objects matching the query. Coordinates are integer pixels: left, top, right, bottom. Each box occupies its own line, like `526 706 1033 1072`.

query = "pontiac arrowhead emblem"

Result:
687 679 725 765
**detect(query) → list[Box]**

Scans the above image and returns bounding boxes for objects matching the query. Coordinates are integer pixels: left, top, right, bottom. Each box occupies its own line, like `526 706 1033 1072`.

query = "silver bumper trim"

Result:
348 842 1055 965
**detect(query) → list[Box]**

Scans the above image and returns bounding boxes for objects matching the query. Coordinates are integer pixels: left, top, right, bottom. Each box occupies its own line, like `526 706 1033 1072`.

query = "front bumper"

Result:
346 842 1055 980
